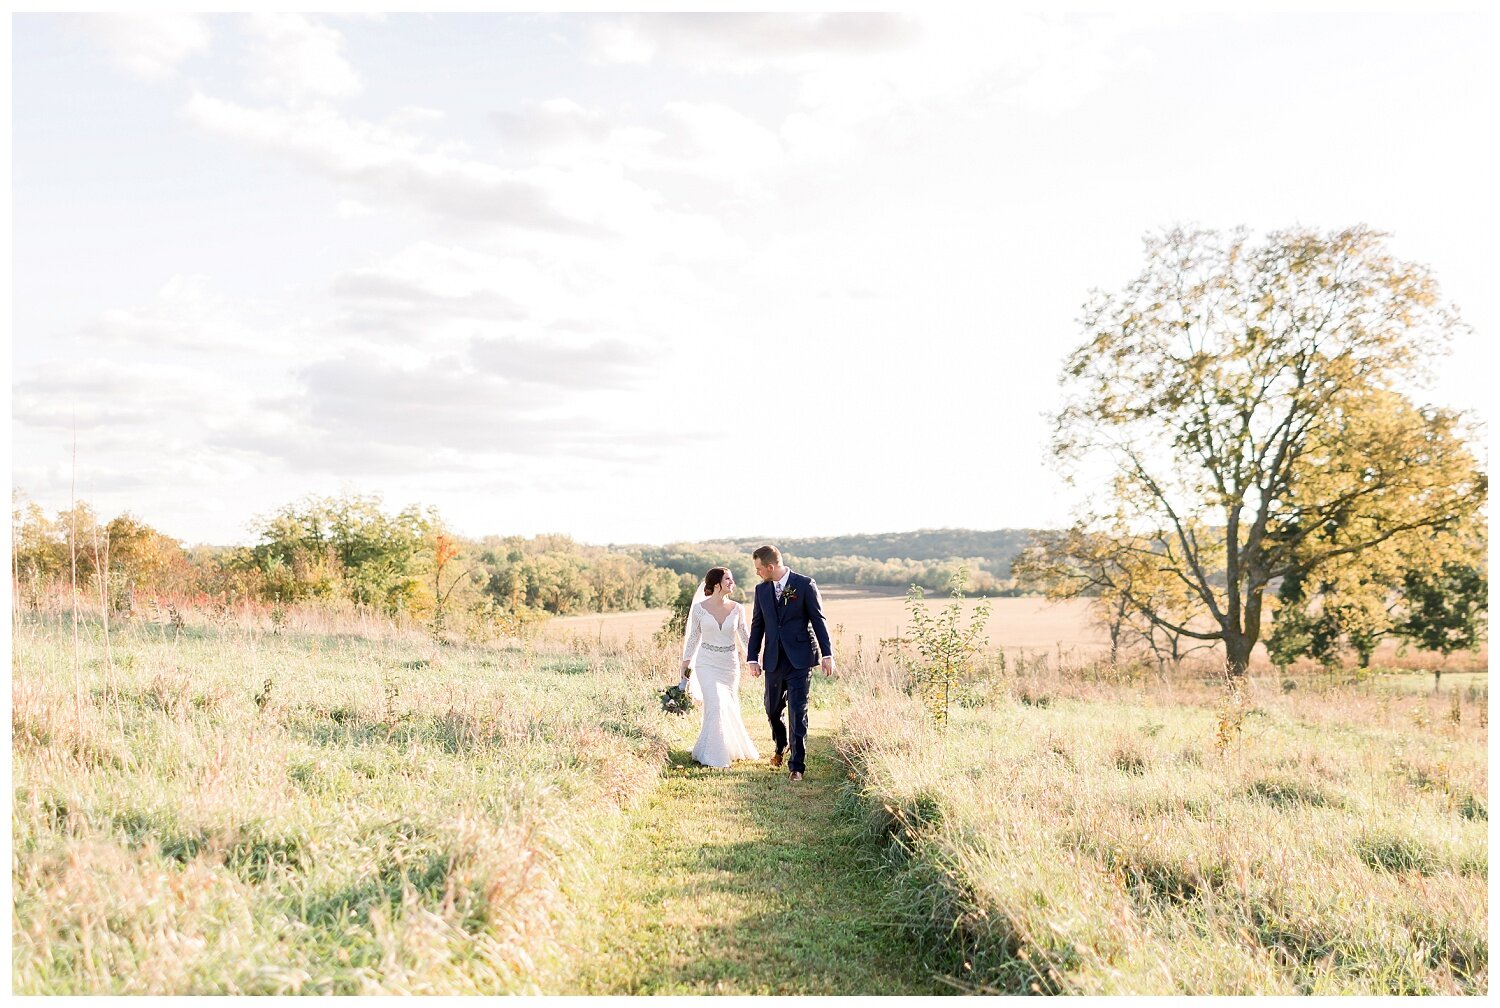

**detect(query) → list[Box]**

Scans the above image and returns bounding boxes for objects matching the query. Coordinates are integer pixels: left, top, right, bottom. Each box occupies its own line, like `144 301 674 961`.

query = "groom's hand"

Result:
747 661 761 678
820 657 835 677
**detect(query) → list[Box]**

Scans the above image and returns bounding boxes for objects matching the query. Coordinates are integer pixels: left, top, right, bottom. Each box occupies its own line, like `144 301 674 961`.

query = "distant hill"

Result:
618 528 1043 595
695 529 1040 566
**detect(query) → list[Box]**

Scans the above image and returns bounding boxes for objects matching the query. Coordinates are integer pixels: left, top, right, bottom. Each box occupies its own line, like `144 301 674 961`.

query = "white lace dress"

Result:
681 601 761 768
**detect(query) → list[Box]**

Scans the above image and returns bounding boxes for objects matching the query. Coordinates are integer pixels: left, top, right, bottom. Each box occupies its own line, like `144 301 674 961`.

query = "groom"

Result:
746 545 835 781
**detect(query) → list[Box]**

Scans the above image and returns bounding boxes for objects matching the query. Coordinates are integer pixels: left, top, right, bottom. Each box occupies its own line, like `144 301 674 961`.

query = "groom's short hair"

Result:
752 545 780 566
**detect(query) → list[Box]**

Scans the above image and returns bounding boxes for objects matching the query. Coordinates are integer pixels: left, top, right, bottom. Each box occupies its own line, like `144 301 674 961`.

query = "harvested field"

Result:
547 588 1486 675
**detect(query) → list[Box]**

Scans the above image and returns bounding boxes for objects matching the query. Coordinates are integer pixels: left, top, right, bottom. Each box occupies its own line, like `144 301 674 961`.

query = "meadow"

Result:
11 593 1488 995
833 641 1488 994
11 604 677 994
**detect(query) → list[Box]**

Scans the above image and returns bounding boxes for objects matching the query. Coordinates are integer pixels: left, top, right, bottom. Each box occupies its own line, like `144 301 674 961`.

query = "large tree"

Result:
1049 225 1486 679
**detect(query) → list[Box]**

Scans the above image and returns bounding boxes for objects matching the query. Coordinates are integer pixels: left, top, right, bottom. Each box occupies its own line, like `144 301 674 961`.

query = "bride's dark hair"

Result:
703 567 730 596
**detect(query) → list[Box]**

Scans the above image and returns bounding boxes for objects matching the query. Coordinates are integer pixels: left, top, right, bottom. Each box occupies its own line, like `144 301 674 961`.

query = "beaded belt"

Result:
701 643 734 652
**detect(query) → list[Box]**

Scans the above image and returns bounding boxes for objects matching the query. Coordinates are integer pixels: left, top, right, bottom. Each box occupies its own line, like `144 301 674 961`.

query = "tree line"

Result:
12 492 1037 639
11 492 684 632
633 528 1034 576
624 546 1032 594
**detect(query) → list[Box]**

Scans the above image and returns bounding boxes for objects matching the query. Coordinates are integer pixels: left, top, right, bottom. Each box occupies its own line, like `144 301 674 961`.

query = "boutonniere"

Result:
780 585 798 605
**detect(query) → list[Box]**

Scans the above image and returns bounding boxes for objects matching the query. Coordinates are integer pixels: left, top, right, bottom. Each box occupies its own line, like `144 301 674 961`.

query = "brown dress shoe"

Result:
770 753 783 768
789 771 803 782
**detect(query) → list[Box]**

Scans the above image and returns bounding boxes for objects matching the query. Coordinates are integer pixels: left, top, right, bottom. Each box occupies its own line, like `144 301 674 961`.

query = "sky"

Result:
10 11 1494 548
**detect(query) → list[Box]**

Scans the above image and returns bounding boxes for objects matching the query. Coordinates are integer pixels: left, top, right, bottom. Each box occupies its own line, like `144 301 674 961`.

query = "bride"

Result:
678 566 760 768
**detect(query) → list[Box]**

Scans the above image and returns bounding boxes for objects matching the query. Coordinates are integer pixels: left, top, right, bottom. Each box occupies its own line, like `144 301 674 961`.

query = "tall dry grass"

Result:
12 598 681 994
833 640 1488 995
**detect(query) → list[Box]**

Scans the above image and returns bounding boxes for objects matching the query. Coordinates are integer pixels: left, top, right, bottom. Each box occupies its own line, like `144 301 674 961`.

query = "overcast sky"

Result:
11 11 1493 547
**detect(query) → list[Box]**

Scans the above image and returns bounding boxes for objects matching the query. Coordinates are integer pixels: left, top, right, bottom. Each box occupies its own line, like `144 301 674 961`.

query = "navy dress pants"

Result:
764 656 811 774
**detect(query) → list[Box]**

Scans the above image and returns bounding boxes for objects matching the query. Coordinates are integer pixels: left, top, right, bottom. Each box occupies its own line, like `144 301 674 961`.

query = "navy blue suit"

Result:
747 571 832 774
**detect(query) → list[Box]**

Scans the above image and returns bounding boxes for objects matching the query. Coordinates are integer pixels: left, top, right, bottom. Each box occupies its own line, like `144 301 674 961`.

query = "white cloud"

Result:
587 13 918 70
214 346 672 475
342 241 556 304
183 93 671 237
315 241 727 442
14 455 242 502
335 198 376 218
12 355 242 433
78 274 288 354
80 13 211 80
243 13 361 101
802 13 1126 126
387 105 446 128
494 96 784 197
659 101 785 185
493 98 615 149
587 11 1127 162
190 92 747 264
468 335 652 389
328 242 538 345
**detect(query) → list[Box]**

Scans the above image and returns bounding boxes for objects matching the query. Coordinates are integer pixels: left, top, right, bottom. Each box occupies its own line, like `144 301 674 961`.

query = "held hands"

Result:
745 660 831 677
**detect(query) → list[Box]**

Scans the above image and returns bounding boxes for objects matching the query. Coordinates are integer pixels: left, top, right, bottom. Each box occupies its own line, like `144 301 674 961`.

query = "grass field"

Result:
833 642 1489 994
9 603 953 995
11 607 675 994
12 596 1488 995
575 706 951 995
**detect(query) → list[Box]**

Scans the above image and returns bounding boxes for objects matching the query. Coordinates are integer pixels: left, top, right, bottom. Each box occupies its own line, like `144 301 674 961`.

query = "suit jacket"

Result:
747 571 833 672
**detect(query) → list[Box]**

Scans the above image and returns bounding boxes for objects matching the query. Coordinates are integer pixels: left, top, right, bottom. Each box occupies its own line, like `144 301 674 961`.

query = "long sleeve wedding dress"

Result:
680 601 760 768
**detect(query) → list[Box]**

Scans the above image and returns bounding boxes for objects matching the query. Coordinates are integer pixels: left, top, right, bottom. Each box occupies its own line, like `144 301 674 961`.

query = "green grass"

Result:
835 659 1488 995
17 603 1484 995
12 608 950 995
11 610 674 994
572 703 951 994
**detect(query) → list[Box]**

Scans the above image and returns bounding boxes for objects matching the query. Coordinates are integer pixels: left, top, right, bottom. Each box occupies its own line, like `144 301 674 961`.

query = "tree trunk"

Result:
1224 634 1253 680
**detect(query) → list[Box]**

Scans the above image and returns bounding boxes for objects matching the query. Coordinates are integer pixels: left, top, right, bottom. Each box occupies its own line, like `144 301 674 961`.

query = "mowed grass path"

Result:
573 695 950 995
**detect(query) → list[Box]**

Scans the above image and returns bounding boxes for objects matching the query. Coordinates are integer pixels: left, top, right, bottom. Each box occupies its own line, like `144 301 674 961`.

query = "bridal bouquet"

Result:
660 674 694 715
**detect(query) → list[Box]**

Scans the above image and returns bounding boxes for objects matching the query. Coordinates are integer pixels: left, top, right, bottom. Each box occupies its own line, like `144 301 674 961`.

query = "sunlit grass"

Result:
571 709 952 995
11 605 676 994
13 598 1486 995
834 650 1488 995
